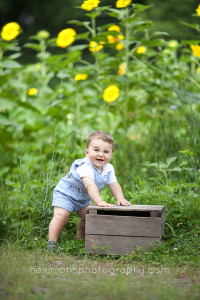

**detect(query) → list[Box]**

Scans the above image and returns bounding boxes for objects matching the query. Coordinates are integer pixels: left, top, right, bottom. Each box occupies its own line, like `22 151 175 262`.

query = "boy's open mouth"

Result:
96 158 104 162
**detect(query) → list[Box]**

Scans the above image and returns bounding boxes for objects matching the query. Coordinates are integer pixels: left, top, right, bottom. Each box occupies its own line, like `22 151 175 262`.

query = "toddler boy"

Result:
48 130 130 250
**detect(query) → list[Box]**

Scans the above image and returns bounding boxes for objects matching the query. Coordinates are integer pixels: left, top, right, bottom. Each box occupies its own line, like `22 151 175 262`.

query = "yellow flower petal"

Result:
89 41 103 52
82 0 100 11
1 22 21 41
56 28 76 48
116 0 132 8
196 4 200 16
190 44 200 57
118 63 126 75
136 46 147 54
107 35 118 44
103 85 120 103
75 73 88 81
116 42 124 50
108 25 121 33
107 26 124 49
28 88 38 96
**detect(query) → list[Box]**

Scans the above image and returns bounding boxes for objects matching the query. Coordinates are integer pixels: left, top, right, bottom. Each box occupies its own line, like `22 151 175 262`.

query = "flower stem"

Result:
0 48 3 74
40 40 47 82
124 7 130 134
91 17 96 38
75 86 81 128
91 16 99 75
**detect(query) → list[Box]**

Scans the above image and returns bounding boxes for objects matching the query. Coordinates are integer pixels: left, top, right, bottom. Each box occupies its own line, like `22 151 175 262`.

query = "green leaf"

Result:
0 99 13 112
8 53 22 59
24 43 41 52
49 99 65 107
85 12 100 19
145 39 165 47
0 127 14 143
46 51 81 71
16 100 41 114
166 156 177 167
57 70 71 79
174 197 184 205
3 60 22 69
75 32 90 40
95 6 111 12
133 4 153 13
68 20 91 27
29 34 40 40
64 49 81 63
107 8 127 19
165 223 175 235
8 79 27 89
0 41 17 51
180 21 200 32
169 167 182 172
122 19 147 26
0 116 17 127
179 149 194 156
153 31 170 37
143 162 159 168
36 52 51 60
158 162 167 169
45 107 64 118
155 185 171 191
181 40 200 45
174 87 200 104
179 160 188 167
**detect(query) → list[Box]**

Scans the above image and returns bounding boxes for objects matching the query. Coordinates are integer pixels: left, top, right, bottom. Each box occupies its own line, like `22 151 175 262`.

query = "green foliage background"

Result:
0 0 199 41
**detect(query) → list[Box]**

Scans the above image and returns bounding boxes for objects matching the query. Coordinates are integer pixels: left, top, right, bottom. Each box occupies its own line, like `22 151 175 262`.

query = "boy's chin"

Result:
94 163 104 170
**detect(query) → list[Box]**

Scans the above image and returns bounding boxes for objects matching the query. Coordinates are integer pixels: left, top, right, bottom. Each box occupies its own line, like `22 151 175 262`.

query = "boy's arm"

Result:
82 177 114 207
108 182 131 206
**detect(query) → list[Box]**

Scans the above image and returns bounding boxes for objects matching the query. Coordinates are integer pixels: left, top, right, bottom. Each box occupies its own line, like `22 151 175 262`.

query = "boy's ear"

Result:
85 148 88 155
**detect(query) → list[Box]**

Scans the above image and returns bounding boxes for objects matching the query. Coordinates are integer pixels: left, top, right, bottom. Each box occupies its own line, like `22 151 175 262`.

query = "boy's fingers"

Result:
117 200 131 206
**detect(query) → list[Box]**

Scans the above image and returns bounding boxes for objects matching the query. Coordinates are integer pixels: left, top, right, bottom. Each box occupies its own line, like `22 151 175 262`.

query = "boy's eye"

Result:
94 149 99 152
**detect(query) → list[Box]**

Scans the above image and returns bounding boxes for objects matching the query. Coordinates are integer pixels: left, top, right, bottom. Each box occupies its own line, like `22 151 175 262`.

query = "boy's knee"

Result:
53 209 70 224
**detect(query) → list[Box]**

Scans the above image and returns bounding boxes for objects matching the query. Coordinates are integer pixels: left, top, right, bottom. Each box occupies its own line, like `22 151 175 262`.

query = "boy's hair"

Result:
87 130 115 152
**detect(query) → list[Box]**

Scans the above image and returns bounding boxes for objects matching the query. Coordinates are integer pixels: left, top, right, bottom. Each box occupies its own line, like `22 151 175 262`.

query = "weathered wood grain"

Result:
86 215 163 237
88 209 97 214
85 234 163 255
87 204 165 212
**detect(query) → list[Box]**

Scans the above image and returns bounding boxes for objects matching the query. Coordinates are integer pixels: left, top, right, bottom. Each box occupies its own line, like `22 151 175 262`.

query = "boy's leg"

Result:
76 204 90 240
48 206 71 242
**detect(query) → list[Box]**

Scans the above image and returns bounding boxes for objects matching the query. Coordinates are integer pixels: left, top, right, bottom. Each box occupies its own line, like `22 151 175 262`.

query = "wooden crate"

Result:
85 204 166 255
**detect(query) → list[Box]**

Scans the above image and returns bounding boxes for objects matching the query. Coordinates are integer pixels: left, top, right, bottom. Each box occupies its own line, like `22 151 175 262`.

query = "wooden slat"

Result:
87 209 97 214
85 234 163 255
86 215 163 237
87 204 165 213
150 211 161 218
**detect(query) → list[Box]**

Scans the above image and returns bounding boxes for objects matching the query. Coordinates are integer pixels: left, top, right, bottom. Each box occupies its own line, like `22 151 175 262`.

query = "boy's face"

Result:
85 138 113 171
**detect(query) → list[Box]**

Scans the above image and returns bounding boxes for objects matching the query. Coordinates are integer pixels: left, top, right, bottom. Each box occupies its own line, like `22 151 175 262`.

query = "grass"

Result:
0 243 200 300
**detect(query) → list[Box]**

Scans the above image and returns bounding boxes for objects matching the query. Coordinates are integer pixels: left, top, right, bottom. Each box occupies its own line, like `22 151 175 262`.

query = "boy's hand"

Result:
117 199 131 206
98 201 114 207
